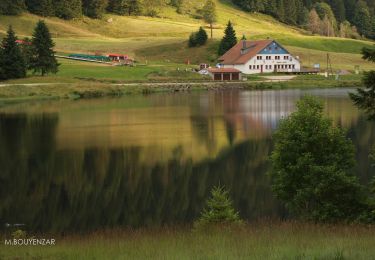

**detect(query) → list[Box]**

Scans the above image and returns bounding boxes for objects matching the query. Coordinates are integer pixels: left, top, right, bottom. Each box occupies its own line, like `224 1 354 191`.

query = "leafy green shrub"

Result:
269 96 368 223
194 186 242 229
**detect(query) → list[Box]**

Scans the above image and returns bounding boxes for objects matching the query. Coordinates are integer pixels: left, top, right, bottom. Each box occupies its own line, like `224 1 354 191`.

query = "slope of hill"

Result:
0 0 374 83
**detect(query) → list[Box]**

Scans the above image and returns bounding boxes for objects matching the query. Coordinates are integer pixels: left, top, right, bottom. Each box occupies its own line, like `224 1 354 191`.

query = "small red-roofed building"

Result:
208 67 242 81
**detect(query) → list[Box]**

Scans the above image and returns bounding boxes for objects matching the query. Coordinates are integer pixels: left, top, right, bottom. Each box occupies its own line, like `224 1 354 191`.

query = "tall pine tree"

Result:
107 0 140 15
218 21 237 56
0 0 25 15
83 0 108 18
54 0 82 19
0 26 26 80
30 21 59 76
25 0 54 16
349 46 375 119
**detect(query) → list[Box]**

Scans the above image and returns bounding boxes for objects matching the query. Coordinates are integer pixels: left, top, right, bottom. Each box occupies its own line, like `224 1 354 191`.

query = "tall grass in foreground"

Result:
1 221 374 259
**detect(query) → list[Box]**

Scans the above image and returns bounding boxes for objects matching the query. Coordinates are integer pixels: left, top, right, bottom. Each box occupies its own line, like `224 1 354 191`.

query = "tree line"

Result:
231 0 375 39
0 0 169 19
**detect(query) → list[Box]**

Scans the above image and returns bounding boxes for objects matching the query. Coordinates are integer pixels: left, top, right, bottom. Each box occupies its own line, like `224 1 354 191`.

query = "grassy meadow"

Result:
1 222 375 259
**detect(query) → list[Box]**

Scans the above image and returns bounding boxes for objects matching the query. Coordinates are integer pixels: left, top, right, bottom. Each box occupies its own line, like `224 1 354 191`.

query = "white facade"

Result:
223 54 301 75
219 40 301 75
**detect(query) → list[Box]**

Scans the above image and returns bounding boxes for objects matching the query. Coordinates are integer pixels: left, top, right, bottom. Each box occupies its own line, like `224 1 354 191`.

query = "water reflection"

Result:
0 89 374 233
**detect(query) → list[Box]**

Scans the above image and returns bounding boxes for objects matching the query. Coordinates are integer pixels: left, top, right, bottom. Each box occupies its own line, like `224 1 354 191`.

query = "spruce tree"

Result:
107 0 140 15
196 27 208 46
218 21 237 56
54 0 82 19
329 0 346 23
0 0 25 15
25 0 54 16
0 26 26 80
30 21 59 76
83 0 108 18
349 46 375 120
353 2 372 38
188 27 208 47
194 186 242 228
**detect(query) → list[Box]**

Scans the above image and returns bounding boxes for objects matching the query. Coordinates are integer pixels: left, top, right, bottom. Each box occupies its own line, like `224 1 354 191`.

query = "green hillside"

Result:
0 0 374 83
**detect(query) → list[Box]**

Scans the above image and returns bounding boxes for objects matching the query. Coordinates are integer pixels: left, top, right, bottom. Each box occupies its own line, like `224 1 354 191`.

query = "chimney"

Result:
240 40 247 55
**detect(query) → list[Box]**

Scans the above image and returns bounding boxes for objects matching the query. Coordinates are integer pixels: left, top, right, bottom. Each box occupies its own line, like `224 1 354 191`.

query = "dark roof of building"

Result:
218 40 273 65
208 68 241 73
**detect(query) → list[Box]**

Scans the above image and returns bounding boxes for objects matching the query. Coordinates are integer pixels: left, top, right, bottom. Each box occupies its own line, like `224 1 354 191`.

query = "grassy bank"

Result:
1 222 374 259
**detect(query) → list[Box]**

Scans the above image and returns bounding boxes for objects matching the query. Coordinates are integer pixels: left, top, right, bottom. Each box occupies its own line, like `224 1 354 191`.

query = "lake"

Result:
0 88 374 233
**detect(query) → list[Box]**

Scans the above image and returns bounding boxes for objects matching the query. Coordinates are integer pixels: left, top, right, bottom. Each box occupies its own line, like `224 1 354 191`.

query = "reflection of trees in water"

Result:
0 97 374 233
0 114 283 233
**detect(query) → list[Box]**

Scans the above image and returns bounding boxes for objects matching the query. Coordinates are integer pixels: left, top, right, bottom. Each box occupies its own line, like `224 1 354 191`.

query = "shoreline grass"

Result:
1 221 374 259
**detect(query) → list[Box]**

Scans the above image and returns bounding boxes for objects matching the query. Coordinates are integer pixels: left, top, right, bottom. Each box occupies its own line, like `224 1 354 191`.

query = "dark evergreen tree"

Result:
54 0 82 19
0 0 25 15
196 27 208 46
25 0 54 16
218 21 237 56
188 33 198 48
107 0 140 15
328 0 346 23
83 0 108 18
349 46 375 120
276 0 286 23
353 2 373 38
188 27 208 47
19 37 33 69
30 21 59 76
0 26 26 80
344 0 356 22
284 0 298 25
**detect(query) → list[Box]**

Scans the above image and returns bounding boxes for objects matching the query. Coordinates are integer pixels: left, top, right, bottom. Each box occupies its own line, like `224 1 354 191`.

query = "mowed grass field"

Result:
0 0 374 83
1 222 375 260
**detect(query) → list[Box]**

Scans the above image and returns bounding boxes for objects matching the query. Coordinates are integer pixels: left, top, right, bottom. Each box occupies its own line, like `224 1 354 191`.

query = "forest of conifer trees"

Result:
0 0 374 40
232 0 375 39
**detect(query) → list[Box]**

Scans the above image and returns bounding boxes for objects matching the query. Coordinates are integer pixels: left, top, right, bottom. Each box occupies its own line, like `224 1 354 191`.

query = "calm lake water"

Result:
0 88 374 233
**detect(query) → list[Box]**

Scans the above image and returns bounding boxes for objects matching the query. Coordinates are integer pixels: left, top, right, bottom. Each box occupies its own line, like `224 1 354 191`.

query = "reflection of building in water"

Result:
239 90 298 131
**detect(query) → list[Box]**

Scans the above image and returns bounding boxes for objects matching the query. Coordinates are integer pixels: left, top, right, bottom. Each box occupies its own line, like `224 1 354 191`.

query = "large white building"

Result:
218 40 301 75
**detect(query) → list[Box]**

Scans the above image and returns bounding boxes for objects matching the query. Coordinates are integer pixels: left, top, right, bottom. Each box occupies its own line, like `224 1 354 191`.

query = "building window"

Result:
292 65 295 69
257 65 259 69
284 56 289 60
257 56 262 60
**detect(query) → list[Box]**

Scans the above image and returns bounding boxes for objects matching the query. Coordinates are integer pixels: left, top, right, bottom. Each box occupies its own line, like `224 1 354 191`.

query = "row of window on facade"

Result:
256 55 290 60
249 64 296 70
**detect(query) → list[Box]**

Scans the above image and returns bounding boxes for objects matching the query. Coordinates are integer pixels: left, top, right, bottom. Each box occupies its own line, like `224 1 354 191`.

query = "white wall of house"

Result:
222 54 301 75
